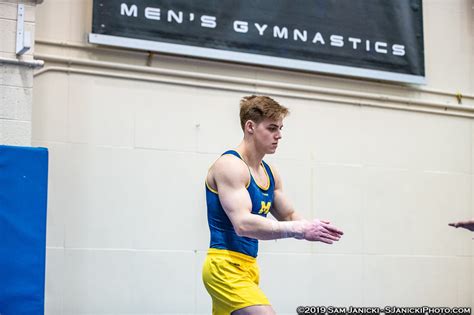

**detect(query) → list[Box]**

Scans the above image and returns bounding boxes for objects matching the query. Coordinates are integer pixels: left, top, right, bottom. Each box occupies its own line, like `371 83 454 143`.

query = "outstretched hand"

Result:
449 220 474 232
302 219 344 244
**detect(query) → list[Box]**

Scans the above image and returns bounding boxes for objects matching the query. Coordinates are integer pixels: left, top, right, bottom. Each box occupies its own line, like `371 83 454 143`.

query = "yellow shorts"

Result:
202 248 270 315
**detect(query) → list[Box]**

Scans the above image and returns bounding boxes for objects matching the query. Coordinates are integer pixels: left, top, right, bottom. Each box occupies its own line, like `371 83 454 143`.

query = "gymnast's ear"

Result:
245 120 255 134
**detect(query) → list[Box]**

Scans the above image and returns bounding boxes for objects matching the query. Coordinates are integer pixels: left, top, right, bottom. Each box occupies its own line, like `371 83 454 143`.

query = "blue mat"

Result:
0 145 48 315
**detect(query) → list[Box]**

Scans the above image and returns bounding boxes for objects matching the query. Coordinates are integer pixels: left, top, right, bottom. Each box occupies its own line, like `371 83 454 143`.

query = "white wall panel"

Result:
307 102 362 165
423 0 473 92
32 73 69 143
62 249 137 314
133 149 210 251
62 248 197 314
131 251 196 314
259 253 364 312
35 0 70 43
261 97 361 164
44 248 64 315
362 107 472 173
193 88 244 154
134 83 201 152
363 256 469 307
65 145 142 249
313 164 364 254
32 141 71 248
68 75 136 147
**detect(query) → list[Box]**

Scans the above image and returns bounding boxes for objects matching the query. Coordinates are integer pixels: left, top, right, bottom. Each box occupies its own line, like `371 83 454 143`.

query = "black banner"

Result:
90 0 425 84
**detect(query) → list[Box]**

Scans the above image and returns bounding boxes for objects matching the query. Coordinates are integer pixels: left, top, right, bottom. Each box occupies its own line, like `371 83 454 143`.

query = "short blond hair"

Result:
239 95 289 130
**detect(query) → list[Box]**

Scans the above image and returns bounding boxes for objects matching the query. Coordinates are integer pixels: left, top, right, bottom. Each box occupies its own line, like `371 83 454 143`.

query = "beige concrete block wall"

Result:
0 0 39 146
33 0 474 314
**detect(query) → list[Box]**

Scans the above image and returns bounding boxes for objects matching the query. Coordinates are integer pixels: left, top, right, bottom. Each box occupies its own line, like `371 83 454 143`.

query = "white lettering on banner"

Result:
144 7 160 20
293 29 307 42
312 32 325 44
167 10 183 23
392 44 406 56
120 3 137 17
234 20 248 33
273 26 288 39
116 3 408 57
254 23 268 36
348 37 361 49
201 15 216 28
375 41 388 54
330 35 344 47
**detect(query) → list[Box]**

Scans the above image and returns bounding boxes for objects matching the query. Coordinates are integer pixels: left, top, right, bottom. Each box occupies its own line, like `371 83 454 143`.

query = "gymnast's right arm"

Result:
213 156 339 242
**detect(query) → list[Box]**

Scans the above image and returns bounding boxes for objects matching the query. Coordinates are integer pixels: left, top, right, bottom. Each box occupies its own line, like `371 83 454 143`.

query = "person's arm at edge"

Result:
449 220 474 231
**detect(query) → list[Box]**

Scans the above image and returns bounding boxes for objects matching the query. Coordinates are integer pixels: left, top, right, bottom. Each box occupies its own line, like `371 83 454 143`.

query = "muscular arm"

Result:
213 156 343 243
214 156 304 240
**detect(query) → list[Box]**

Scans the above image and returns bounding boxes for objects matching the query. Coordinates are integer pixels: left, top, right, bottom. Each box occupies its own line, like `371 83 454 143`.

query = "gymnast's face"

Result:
252 118 283 154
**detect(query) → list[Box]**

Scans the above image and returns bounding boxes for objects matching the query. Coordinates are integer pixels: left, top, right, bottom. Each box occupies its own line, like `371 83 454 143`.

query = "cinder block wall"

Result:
33 0 474 314
0 0 39 146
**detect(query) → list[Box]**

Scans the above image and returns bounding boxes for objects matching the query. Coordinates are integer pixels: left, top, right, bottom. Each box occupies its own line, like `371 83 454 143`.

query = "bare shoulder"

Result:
209 154 249 189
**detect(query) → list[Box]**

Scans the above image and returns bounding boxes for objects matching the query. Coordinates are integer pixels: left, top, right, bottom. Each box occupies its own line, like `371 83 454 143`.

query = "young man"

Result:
202 95 344 315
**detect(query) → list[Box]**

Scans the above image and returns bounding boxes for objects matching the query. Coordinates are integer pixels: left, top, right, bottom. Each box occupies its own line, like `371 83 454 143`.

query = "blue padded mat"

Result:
0 145 48 315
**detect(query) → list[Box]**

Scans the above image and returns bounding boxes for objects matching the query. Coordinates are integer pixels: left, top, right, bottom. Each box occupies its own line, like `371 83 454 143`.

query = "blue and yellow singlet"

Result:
205 150 275 258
